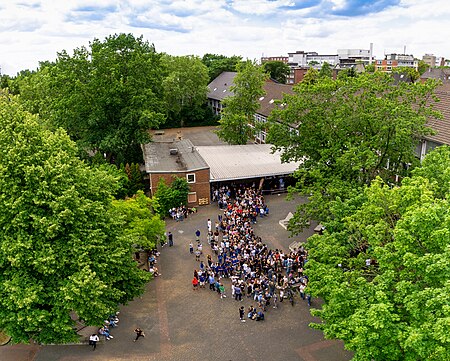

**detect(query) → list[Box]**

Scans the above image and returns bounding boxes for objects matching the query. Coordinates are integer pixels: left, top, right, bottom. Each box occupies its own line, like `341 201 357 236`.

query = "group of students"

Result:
191 184 311 322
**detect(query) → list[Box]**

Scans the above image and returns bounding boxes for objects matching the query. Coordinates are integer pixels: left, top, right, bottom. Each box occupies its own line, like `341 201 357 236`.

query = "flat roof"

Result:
143 139 209 173
196 144 301 182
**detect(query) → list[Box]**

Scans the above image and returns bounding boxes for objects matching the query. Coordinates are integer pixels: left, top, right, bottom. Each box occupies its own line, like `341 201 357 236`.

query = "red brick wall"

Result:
149 169 211 206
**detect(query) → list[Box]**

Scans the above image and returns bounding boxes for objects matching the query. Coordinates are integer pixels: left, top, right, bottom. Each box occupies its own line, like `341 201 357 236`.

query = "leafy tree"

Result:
337 66 358 79
0 92 151 344
153 177 189 217
306 148 450 360
267 73 441 233
318 62 333 79
201 53 242 82
216 60 268 144
393 66 420 82
111 191 166 250
302 67 319 85
171 176 190 206
162 55 209 127
418 59 430 75
263 60 290 83
18 33 166 164
365 63 375 73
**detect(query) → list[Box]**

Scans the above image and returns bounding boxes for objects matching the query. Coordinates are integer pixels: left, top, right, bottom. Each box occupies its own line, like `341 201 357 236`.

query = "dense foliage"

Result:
306 147 450 360
201 53 242 82
216 60 268 144
263 60 290 84
162 54 210 127
153 177 190 217
112 191 166 250
17 33 166 164
0 92 151 343
268 72 441 233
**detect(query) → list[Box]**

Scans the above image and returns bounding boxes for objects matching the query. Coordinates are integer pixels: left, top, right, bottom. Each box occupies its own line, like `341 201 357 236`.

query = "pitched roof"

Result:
425 84 450 145
257 81 294 117
196 144 301 182
142 139 209 173
207 72 236 101
420 68 450 83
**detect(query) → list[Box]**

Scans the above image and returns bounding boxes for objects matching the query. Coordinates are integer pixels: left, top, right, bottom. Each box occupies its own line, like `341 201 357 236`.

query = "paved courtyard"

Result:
3 194 352 361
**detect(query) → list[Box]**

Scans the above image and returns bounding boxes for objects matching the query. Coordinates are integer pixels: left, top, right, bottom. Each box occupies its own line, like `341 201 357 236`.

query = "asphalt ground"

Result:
2 194 353 361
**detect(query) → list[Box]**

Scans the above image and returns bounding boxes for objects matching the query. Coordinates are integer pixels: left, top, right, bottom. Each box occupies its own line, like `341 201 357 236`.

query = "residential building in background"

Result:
422 54 437 68
337 45 374 66
376 53 418 72
261 56 288 63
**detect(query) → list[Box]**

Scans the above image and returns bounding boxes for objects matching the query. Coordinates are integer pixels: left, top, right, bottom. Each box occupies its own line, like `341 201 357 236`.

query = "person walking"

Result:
89 333 99 350
195 229 201 242
134 328 145 342
189 242 194 254
239 306 246 323
168 232 173 247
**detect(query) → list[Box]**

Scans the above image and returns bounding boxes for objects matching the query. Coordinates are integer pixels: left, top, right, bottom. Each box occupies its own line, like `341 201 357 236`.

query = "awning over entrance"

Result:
195 144 301 182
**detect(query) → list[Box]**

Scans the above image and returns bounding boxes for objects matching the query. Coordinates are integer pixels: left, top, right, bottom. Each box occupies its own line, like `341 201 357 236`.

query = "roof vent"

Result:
169 148 178 155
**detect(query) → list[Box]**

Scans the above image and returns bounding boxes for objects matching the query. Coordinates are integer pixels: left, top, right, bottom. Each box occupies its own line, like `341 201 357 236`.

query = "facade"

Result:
337 48 374 65
376 53 418 72
261 56 288 63
142 139 211 206
287 51 339 84
422 54 437 68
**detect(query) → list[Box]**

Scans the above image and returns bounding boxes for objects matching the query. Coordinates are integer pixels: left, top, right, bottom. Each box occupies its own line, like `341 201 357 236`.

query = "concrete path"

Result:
2 194 352 361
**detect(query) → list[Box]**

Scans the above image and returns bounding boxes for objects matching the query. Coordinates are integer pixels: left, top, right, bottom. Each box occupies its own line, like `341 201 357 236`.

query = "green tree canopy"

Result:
201 53 242 82
263 60 290 84
112 191 166 250
162 54 209 127
153 176 190 217
393 66 420 83
216 60 268 144
0 91 151 344
418 60 430 75
306 147 450 360
268 73 441 233
318 62 333 79
18 33 166 164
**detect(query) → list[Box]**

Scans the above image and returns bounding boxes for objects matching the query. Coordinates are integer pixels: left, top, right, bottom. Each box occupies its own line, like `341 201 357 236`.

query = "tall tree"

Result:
201 53 242 82
318 62 333 79
306 148 450 360
0 92 151 343
111 191 166 250
263 60 290 83
162 55 209 127
18 33 166 164
268 73 441 233
216 60 268 144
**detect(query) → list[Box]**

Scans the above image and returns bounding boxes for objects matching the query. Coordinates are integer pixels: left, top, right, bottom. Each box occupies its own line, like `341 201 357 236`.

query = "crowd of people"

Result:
191 184 311 322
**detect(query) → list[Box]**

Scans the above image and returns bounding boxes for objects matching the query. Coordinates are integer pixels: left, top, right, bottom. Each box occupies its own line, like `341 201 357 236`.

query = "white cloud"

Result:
0 0 449 75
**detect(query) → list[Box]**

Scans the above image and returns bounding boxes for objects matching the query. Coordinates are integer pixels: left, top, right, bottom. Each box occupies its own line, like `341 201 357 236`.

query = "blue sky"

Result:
0 0 449 75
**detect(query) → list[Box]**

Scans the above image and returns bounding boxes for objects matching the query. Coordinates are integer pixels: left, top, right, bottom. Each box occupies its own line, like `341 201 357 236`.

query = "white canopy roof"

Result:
195 144 301 182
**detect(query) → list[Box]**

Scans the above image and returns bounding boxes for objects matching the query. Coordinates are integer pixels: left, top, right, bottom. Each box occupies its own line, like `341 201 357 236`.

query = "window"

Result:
188 192 197 203
186 173 196 183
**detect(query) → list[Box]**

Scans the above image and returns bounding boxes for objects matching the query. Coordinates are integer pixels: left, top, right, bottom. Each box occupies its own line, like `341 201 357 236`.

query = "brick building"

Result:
142 139 211 206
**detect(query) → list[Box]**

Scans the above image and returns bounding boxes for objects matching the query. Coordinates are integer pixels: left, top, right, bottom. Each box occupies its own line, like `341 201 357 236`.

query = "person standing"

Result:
89 333 99 350
168 232 173 247
195 229 201 242
239 306 246 323
189 242 194 254
134 328 145 342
